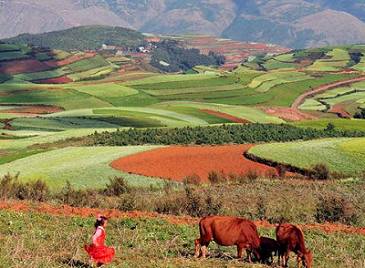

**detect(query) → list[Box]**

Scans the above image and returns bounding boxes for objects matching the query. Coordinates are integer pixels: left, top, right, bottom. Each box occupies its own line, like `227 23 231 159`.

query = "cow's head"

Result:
302 249 313 268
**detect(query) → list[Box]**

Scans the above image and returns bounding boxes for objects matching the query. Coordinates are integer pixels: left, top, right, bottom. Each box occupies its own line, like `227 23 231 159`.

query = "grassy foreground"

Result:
0 210 364 268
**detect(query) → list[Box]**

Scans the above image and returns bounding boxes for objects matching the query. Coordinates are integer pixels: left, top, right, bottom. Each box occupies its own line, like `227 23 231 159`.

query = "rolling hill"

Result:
2 0 365 48
3 25 145 51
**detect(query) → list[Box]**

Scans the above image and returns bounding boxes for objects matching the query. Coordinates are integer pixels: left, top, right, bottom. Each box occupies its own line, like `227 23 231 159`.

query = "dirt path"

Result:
291 76 365 109
0 200 364 236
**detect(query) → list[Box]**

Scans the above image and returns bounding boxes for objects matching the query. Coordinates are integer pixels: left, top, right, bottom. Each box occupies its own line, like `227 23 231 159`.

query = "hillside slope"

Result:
3 25 145 51
2 0 365 48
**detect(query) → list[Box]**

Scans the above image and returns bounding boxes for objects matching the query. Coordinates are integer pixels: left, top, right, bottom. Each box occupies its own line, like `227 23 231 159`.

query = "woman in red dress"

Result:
85 215 115 266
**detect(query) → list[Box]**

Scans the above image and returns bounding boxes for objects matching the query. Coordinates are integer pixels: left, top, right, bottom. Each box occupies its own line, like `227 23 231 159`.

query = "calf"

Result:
259 236 279 264
276 223 313 268
194 216 260 262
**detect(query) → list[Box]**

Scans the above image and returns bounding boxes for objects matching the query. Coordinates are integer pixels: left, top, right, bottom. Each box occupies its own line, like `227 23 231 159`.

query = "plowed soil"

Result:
0 59 54 74
329 103 351 118
0 200 364 236
111 145 277 182
200 109 250 123
1 105 63 114
263 107 317 121
34 76 72 84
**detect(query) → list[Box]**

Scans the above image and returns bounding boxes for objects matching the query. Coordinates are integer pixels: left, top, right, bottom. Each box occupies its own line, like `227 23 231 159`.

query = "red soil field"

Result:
0 59 54 75
34 76 72 84
1 105 63 115
111 144 277 182
200 109 250 123
0 200 364 236
329 103 351 118
263 107 317 121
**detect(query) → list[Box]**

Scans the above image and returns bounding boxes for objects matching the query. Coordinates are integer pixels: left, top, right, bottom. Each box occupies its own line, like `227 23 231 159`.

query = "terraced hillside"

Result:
2 43 365 183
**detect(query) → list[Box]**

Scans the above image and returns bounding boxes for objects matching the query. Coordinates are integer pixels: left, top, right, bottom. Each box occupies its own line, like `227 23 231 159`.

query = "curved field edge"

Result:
247 138 365 175
0 203 364 267
0 146 165 190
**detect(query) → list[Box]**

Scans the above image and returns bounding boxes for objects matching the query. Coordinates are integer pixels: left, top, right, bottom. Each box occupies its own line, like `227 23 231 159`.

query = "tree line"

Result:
89 123 365 146
150 40 225 72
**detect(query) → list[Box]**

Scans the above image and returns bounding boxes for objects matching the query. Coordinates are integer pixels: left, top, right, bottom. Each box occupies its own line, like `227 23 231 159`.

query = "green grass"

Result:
299 99 327 111
0 210 363 267
0 84 111 110
93 107 207 126
293 119 365 131
14 69 66 81
154 102 285 124
307 49 350 71
123 73 218 86
71 83 139 106
68 65 116 81
0 146 164 190
248 71 311 93
0 51 29 61
11 117 121 131
249 137 365 175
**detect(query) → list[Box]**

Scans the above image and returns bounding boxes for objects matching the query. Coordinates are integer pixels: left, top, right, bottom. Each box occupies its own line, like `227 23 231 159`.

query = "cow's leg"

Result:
194 238 201 258
297 255 302 268
283 250 290 267
237 245 244 260
277 248 283 266
200 239 211 258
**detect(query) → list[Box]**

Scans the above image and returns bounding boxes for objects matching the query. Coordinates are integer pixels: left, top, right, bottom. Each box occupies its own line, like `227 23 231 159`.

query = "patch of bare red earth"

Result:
1 105 64 115
111 145 276 182
200 109 250 123
34 76 72 84
328 104 351 118
45 52 96 67
0 59 54 75
0 53 96 76
263 107 317 121
0 200 363 236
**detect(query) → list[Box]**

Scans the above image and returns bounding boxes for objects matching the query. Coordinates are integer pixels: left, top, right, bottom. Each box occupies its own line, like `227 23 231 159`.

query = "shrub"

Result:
118 193 138 211
183 174 201 185
311 163 330 180
276 165 287 177
245 169 259 182
256 196 267 220
57 181 100 207
0 173 19 199
315 195 358 224
0 173 49 201
208 171 226 184
104 177 130 196
17 180 49 202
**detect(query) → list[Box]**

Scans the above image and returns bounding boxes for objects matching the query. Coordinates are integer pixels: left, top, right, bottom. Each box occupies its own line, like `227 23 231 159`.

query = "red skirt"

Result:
84 244 115 264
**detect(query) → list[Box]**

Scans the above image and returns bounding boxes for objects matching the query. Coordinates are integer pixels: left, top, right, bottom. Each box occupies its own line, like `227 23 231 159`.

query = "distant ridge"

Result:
2 0 365 48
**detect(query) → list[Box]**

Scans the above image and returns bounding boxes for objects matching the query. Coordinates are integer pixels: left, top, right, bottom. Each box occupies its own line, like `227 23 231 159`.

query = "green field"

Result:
249 137 365 175
307 49 350 71
293 118 365 131
0 146 164 190
299 81 365 115
248 71 311 92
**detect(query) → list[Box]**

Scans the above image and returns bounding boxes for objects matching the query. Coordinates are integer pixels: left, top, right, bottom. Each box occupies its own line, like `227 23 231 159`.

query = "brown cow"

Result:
259 236 279 264
194 216 261 262
276 223 313 268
